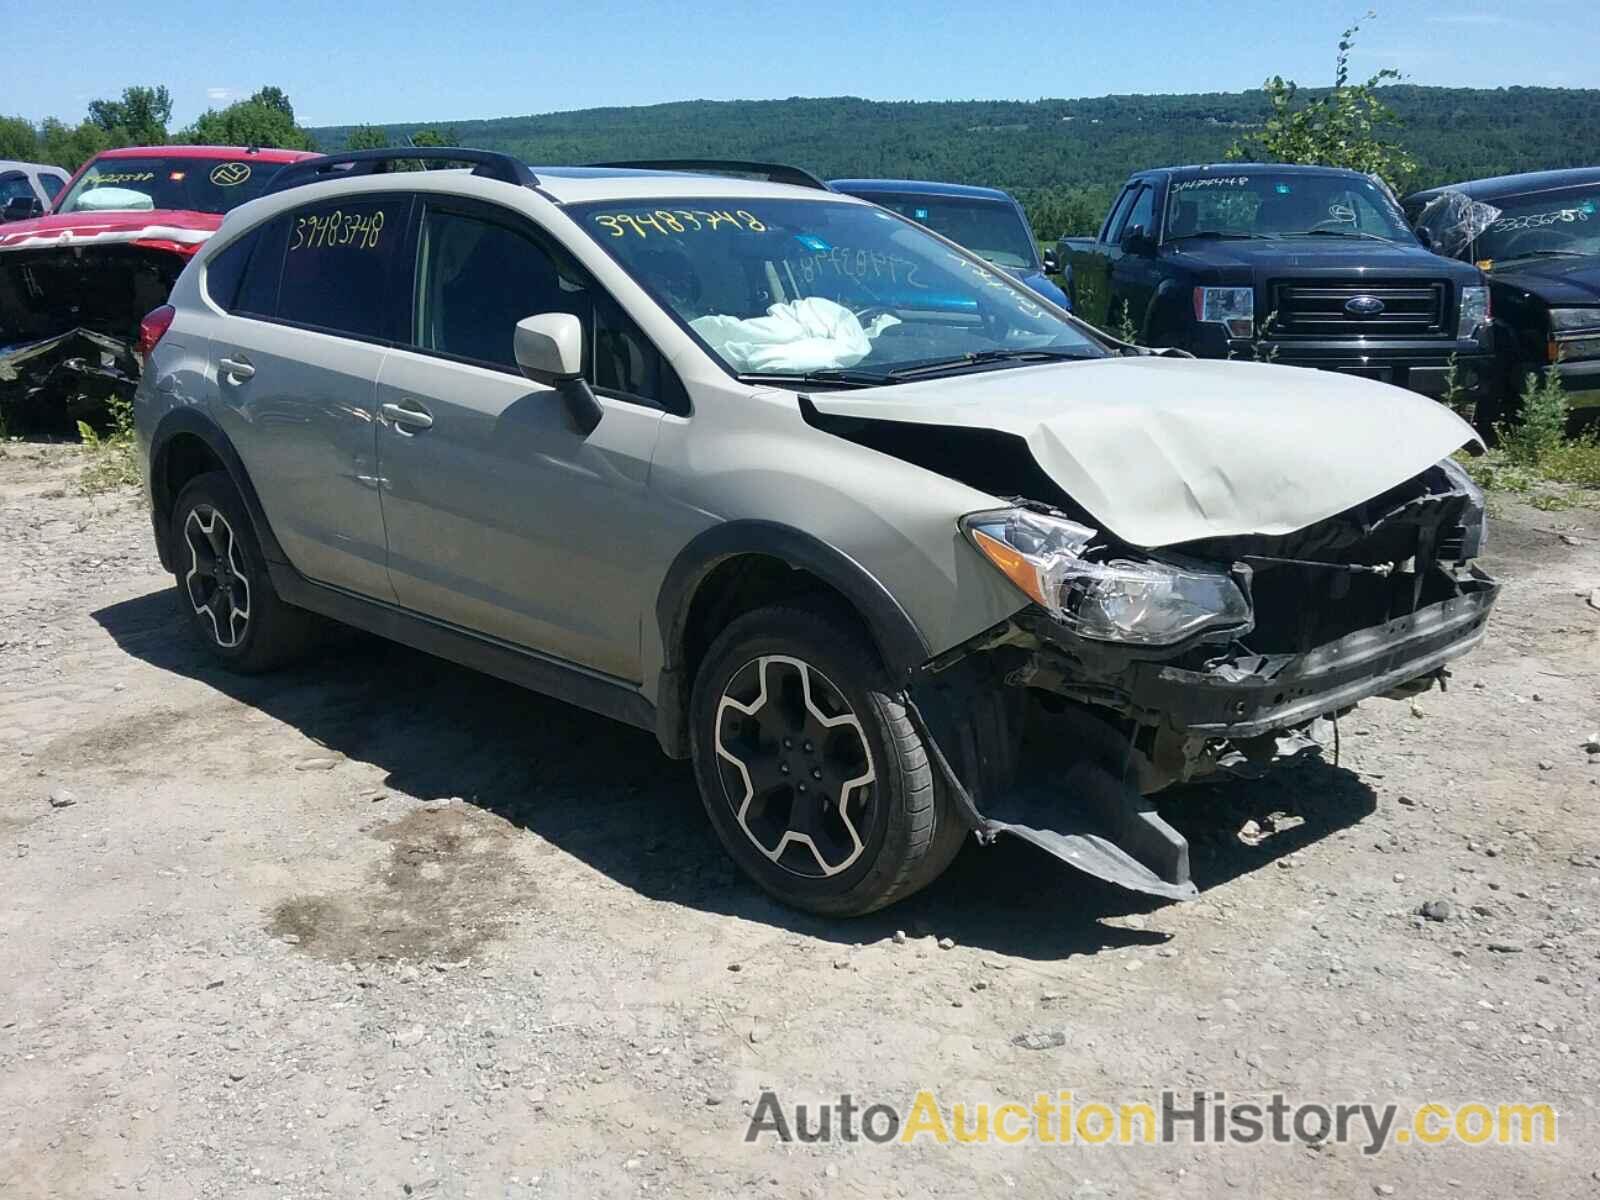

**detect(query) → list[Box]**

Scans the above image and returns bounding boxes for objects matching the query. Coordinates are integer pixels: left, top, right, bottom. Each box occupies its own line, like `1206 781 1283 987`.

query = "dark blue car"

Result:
829 178 1071 311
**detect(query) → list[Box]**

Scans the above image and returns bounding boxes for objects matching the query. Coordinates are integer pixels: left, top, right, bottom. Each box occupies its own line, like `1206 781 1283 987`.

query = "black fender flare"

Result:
652 520 932 757
147 407 286 573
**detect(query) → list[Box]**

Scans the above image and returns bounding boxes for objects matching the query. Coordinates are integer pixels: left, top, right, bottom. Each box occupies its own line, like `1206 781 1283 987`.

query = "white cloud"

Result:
206 87 236 103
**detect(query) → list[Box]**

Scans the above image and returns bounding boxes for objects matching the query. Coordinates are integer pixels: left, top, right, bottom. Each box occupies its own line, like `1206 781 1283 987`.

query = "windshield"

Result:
1166 172 1414 242
572 198 1104 381
55 155 289 216
845 193 1038 269
1468 188 1600 265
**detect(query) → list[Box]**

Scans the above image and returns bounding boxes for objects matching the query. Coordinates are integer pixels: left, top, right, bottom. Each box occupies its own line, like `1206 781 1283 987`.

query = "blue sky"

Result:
9 0 1595 129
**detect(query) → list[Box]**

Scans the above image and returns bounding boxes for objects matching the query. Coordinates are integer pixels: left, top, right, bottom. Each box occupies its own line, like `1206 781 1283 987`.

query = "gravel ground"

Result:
1 440 1597 1198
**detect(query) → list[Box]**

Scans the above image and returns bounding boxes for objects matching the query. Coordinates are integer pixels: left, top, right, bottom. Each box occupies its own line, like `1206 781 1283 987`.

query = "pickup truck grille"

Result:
1269 280 1448 338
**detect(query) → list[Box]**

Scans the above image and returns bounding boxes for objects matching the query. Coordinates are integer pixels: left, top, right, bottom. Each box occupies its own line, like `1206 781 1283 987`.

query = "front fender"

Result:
652 519 934 758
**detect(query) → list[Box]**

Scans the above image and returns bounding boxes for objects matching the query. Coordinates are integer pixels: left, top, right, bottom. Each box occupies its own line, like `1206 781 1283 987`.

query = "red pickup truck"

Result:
0 144 316 428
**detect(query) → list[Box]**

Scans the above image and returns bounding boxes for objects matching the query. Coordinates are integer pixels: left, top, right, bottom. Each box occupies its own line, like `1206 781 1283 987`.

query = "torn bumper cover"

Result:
911 462 1500 902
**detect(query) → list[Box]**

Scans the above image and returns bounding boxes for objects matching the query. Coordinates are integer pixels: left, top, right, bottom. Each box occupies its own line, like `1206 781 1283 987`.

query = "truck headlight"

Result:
960 508 1253 645
1551 307 1600 333
1457 285 1491 338
1193 287 1255 338
1550 308 1600 361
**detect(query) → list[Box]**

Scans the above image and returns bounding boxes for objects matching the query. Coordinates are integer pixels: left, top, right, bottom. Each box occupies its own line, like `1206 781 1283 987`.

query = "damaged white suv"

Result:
134 150 1498 916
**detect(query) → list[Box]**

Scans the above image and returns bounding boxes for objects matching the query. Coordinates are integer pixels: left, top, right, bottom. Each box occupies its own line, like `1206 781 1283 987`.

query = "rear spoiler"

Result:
265 147 540 194
588 159 831 192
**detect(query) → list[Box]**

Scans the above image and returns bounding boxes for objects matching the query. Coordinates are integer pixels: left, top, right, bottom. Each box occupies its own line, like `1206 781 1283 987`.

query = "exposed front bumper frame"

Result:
1130 568 1497 739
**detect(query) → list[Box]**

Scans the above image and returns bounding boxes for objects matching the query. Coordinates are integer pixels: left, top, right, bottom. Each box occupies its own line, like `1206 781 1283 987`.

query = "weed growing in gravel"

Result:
1462 366 1600 508
78 393 141 495
1499 367 1570 468
1439 353 1471 419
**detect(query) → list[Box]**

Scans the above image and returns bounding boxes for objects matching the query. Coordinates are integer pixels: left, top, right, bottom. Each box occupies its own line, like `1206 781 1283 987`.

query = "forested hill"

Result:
309 88 1600 235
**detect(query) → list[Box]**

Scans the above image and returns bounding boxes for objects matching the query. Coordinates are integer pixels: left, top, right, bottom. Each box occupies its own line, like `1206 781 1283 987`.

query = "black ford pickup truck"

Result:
1056 163 1495 401
1404 167 1600 431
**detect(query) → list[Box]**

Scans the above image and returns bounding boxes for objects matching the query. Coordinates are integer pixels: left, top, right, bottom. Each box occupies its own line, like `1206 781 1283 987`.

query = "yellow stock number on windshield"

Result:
289 209 386 253
595 209 767 238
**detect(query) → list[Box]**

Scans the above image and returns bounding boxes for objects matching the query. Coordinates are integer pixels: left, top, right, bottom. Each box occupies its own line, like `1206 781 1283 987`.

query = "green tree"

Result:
250 86 295 121
183 95 313 150
346 125 390 150
0 116 38 161
1227 13 1418 189
85 85 172 145
38 118 112 171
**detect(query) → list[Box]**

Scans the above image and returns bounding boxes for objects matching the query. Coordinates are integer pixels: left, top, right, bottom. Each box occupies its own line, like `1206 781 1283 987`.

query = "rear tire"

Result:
689 605 966 917
170 471 316 673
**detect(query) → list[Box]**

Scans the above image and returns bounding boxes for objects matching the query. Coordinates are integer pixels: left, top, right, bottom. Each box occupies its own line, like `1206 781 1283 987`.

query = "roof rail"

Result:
589 159 831 192
264 147 539 195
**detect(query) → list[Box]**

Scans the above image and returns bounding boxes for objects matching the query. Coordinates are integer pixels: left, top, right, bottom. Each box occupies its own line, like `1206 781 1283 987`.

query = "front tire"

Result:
170 471 315 673
689 605 966 917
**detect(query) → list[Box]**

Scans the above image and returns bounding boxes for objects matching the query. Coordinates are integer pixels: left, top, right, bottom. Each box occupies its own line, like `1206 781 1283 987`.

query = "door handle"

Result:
381 400 434 431
217 355 255 381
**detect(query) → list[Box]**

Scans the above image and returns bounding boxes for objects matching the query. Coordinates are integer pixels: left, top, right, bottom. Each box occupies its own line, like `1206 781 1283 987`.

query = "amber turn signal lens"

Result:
971 528 1048 608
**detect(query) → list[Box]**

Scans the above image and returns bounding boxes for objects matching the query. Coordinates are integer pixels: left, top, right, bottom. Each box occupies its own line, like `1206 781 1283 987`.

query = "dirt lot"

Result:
1 441 1597 1199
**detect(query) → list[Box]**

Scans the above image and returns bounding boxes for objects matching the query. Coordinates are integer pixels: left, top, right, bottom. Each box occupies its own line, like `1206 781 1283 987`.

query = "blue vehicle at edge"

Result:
829 178 1072 311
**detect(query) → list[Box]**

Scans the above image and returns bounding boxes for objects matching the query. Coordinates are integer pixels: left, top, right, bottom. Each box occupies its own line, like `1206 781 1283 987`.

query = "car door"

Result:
206 194 412 601
1108 181 1165 341
373 196 674 682
1078 184 1137 328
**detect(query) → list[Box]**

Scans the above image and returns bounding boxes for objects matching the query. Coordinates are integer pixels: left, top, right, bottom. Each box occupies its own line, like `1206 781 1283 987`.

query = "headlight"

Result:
960 508 1253 645
1457 285 1491 338
1193 286 1255 338
1550 308 1600 361
1550 307 1600 333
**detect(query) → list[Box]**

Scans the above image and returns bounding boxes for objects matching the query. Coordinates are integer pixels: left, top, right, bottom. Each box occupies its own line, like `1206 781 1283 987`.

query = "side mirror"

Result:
1042 247 1061 274
1120 224 1156 256
2 196 43 223
514 313 602 435
1415 226 1435 251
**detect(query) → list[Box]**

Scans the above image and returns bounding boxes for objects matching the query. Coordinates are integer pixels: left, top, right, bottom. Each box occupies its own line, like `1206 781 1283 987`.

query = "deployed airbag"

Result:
72 188 156 213
691 296 897 372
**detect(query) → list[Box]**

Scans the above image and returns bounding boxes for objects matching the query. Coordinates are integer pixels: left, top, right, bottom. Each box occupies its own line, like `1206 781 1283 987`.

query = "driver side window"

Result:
412 205 685 409
0 173 34 204
1122 186 1154 240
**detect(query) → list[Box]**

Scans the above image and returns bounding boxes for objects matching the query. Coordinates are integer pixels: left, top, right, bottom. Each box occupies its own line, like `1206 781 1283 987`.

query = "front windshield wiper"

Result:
1169 231 1272 241
886 348 1096 380
1494 249 1591 262
736 367 892 389
1298 229 1400 243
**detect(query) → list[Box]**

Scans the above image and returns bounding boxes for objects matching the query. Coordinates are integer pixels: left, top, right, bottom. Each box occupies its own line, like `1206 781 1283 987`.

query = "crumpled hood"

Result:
1490 255 1600 305
805 356 1481 548
0 208 219 252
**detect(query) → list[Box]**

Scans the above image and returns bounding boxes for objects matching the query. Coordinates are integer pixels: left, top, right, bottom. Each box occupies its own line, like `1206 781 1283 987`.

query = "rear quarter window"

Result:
203 228 261 312
243 196 411 340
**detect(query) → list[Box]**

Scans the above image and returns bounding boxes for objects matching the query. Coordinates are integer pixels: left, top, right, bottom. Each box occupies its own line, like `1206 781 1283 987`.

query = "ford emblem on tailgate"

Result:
1345 294 1385 316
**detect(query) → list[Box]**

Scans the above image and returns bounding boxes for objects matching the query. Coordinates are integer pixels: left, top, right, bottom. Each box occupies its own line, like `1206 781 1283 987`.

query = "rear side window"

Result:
204 228 261 311
274 196 409 339
40 173 64 200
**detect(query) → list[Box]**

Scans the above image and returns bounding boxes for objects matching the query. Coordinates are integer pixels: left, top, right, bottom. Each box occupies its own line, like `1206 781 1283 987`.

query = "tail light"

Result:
136 305 176 364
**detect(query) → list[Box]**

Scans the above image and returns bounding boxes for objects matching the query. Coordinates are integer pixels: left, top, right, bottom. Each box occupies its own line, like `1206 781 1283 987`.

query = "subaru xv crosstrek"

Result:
133 149 1498 917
